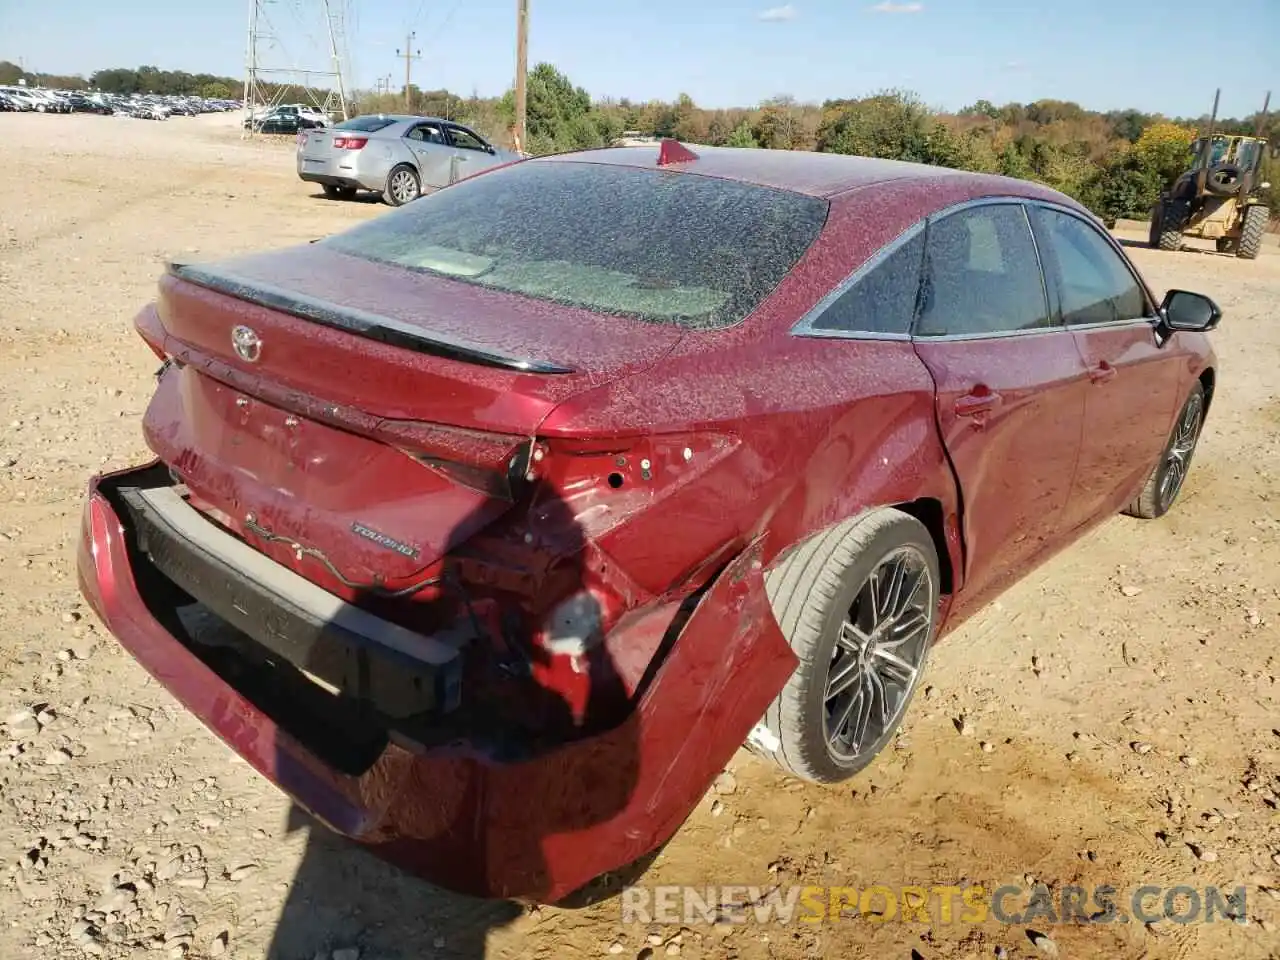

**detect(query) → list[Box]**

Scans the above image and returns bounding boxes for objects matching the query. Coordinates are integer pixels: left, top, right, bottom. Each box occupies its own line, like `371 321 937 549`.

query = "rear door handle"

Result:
1089 361 1117 383
955 389 1002 417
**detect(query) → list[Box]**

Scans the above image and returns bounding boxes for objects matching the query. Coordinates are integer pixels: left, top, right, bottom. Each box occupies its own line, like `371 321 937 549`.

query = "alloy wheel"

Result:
1159 392 1204 510
824 545 935 760
389 169 419 204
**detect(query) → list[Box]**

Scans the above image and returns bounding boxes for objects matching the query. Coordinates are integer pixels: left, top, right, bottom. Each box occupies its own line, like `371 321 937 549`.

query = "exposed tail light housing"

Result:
529 432 740 541
332 136 368 150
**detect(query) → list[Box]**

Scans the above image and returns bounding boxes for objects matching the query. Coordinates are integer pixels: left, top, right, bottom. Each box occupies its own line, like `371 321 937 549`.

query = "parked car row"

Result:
0 87 240 118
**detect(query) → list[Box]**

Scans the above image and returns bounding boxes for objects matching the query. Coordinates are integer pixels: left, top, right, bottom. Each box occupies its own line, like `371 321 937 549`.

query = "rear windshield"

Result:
320 160 829 330
334 115 397 133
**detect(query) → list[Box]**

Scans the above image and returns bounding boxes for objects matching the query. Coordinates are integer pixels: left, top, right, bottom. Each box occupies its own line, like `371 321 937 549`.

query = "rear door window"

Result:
914 204 1052 337
406 123 446 144
446 126 490 152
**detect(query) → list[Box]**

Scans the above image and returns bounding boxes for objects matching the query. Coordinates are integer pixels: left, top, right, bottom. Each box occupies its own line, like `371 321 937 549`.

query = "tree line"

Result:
360 65 1276 226
5 58 1274 225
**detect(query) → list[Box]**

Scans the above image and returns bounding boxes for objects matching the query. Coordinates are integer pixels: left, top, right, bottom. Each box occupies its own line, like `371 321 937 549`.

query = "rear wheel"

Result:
1124 382 1206 520
749 509 940 784
1237 204 1270 260
384 165 421 207
1158 200 1187 252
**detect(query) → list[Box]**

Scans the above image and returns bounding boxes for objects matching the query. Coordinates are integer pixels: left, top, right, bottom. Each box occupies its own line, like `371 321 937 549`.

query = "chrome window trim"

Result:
790 219 927 339
1056 317 1152 333
910 324 1069 344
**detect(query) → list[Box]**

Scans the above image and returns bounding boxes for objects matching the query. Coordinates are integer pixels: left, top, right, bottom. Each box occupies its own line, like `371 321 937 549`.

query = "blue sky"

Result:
0 0 1274 117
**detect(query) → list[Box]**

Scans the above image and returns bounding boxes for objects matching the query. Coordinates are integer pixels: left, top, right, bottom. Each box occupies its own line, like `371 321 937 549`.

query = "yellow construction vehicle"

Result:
1150 90 1272 259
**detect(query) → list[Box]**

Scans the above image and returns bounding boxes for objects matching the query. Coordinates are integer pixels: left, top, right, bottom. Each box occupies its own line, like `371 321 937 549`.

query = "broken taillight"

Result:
530 432 739 540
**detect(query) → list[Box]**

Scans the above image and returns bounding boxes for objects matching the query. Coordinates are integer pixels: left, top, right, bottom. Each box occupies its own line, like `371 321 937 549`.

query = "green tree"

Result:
816 90 970 168
725 121 759 148
497 63 617 154
1081 150 1164 221
997 143 1035 180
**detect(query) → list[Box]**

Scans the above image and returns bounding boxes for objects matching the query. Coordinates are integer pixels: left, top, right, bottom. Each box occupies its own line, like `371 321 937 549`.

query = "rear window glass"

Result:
334 115 397 133
320 160 829 330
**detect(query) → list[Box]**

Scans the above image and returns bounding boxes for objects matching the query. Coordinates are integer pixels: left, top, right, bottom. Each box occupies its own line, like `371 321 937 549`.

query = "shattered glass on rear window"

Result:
320 160 830 330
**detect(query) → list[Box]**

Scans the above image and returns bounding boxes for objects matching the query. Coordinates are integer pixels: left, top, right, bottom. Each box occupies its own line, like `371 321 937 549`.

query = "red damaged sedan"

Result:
77 141 1220 902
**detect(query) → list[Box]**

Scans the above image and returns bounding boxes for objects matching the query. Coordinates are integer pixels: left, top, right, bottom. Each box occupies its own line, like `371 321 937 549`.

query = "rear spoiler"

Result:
166 262 574 375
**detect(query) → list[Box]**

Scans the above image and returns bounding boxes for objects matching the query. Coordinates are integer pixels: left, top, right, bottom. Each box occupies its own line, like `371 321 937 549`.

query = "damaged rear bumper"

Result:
76 460 797 902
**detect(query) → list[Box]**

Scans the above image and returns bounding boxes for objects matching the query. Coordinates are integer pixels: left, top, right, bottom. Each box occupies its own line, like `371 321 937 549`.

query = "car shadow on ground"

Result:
267 809 665 959
1116 236 1240 258
306 191 384 205
267 815 523 959
249 485 647 959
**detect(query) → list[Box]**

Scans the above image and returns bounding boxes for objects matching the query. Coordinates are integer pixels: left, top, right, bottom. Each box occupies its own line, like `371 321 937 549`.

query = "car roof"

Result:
535 143 1064 202
353 114 464 126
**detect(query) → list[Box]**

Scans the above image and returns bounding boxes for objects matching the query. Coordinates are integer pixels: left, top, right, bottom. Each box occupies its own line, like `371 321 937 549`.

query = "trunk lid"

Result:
142 244 680 588
153 244 679 430
298 128 336 167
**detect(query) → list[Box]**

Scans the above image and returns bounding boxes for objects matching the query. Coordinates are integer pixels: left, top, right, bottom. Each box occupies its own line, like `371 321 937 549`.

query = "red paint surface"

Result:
80 147 1218 901
79 484 794 901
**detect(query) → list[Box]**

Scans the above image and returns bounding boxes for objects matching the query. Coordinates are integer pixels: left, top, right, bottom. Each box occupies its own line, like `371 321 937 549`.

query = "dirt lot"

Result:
1 112 1278 960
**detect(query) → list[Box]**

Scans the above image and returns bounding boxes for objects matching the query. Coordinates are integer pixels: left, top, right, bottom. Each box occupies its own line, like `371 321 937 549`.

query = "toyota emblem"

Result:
231 325 262 363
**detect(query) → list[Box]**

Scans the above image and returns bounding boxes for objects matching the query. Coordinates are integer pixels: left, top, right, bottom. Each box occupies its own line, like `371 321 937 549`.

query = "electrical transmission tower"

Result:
243 0 351 137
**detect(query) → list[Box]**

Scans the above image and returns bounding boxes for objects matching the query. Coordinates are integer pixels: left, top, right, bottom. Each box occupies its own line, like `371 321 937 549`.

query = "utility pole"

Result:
396 31 421 112
514 0 528 152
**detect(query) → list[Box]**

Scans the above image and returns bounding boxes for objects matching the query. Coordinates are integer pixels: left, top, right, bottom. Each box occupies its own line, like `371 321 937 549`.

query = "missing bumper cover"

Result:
119 485 469 718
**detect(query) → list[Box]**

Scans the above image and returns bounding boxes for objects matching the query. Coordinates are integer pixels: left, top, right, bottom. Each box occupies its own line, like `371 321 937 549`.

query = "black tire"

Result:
1148 204 1163 248
337 185 358 200
1237 204 1269 260
748 508 941 784
321 184 341 199
1205 163 1243 197
1124 382 1206 520
1158 200 1187 252
384 164 421 207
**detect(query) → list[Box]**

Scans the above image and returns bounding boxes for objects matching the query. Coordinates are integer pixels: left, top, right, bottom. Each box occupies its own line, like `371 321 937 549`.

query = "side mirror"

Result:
1161 289 1222 333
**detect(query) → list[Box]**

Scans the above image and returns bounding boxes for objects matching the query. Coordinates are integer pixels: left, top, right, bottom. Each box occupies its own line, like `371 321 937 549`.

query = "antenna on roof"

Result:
657 139 699 166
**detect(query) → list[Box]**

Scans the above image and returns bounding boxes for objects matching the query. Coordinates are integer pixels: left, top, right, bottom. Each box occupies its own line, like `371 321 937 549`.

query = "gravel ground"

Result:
0 112 1278 960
